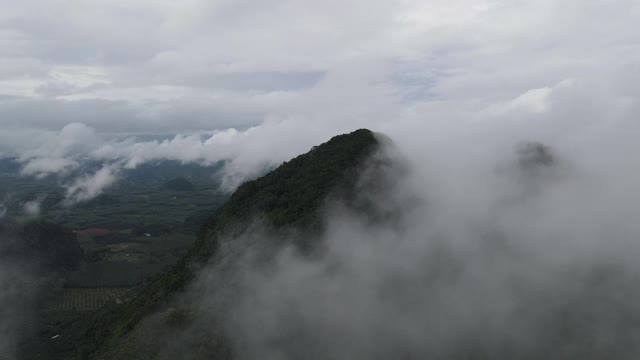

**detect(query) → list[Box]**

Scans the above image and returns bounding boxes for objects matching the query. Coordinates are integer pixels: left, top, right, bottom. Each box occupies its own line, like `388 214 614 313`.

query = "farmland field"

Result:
0 160 229 289
48 288 133 312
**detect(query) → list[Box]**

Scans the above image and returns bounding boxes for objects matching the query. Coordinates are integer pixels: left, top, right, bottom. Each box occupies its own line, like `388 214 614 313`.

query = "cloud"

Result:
87 119 343 190
22 195 44 216
63 163 120 205
0 0 632 134
163 118 640 358
496 86 554 114
15 122 98 178
481 79 575 117
20 158 79 179
0 1 637 204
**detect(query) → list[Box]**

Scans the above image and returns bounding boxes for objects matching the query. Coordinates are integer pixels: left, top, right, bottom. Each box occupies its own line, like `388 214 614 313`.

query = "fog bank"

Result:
178 124 640 359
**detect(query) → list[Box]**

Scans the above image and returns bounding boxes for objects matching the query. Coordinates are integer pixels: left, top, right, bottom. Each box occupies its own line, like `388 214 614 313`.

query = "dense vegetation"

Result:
35 129 380 359
197 128 380 252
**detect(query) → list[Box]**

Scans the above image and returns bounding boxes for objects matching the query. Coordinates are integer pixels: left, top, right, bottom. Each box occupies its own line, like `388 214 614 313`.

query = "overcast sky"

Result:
1 0 639 193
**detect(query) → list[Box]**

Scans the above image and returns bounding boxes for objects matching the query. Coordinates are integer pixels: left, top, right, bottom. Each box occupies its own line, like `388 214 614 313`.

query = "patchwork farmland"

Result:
49 288 133 312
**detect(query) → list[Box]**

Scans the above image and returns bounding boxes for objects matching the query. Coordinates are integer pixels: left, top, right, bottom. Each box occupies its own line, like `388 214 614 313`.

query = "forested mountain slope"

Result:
35 129 381 359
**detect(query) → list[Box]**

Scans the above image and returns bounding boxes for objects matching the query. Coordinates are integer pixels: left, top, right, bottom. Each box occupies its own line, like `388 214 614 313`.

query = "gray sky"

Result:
1 0 639 193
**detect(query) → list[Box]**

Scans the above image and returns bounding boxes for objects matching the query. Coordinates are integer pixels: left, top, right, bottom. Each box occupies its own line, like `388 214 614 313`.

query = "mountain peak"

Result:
210 128 378 231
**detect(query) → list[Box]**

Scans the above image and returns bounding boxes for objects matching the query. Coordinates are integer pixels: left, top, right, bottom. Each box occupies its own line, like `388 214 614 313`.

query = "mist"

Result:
138 112 640 360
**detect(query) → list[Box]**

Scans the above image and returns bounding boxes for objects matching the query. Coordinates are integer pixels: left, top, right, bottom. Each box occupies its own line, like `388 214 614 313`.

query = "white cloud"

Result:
0 77 44 97
22 195 44 216
16 122 100 177
483 79 575 117
20 157 79 178
64 163 120 205
506 86 554 113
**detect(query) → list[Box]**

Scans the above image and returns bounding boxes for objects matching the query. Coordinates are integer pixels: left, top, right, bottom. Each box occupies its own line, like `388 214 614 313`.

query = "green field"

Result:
0 160 229 288
48 288 133 312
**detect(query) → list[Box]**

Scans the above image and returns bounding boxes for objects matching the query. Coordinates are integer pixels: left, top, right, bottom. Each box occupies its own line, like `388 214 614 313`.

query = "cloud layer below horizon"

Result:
1 0 639 201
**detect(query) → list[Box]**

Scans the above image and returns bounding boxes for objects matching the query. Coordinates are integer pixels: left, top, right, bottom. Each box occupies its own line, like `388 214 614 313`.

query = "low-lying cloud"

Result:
11 116 345 200
22 195 44 216
173 124 640 359
63 163 121 206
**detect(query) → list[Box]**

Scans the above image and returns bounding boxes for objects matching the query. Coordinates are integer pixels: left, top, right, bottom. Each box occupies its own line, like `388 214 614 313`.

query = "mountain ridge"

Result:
36 128 382 359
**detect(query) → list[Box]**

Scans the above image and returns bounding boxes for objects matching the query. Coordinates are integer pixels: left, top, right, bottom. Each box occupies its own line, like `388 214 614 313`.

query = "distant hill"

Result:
162 177 196 192
47 129 381 359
